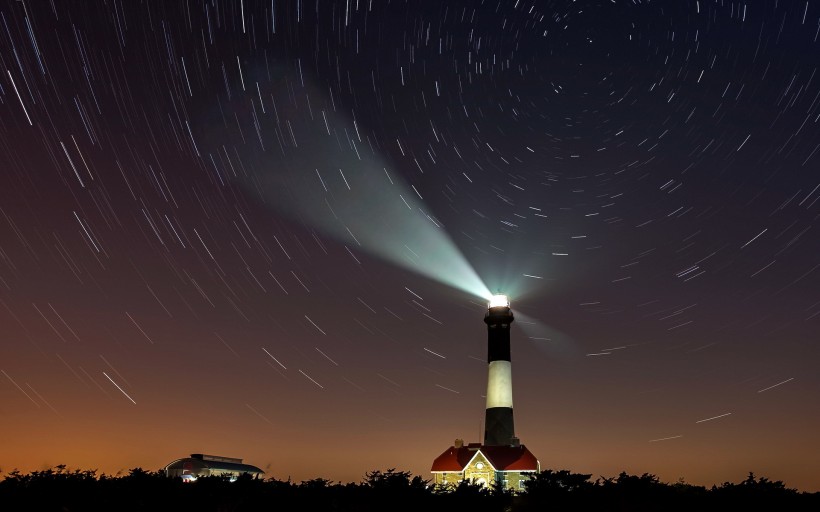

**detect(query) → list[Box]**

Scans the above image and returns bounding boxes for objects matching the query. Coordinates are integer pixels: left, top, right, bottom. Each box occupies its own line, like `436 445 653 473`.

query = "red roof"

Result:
431 444 539 472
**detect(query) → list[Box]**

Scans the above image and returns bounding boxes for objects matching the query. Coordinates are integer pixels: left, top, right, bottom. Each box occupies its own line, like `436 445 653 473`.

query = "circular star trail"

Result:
0 1 818 490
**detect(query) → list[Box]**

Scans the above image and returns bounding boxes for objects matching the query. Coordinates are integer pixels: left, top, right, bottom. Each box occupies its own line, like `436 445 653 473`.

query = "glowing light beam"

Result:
244 86 491 301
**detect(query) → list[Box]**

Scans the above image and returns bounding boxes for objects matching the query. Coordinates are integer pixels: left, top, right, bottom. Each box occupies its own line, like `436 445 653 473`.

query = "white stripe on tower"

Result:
486 360 513 409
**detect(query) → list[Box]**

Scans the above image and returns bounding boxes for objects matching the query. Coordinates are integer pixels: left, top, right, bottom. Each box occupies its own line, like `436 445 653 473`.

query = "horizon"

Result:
3 429 819 492
2 455 817 493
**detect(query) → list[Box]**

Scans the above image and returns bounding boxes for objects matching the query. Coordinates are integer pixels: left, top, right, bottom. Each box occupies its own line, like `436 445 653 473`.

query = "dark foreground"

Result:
1 467 818 512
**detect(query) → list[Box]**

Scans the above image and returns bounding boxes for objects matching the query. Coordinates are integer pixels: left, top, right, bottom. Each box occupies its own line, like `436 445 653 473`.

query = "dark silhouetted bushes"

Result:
1 466 817 512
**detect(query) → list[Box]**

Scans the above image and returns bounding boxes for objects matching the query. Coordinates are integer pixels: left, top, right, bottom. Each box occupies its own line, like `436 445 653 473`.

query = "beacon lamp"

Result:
488 294 510 309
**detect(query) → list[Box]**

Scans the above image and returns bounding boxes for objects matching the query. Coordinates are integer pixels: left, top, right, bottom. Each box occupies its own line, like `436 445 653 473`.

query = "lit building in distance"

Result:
164 453 264 482
431 295 540 490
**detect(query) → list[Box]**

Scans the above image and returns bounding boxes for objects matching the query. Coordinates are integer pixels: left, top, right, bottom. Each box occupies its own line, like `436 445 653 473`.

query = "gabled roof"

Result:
480 446 539 471
431 444 538 472
430 445 478 472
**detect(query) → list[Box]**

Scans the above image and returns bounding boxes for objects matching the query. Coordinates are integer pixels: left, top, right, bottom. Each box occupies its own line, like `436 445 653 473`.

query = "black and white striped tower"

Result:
483 294 516 446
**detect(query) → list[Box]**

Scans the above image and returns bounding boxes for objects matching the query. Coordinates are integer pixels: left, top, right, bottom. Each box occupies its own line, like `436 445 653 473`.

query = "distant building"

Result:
431 295 540 491
431 439 539 491
164 453 264 482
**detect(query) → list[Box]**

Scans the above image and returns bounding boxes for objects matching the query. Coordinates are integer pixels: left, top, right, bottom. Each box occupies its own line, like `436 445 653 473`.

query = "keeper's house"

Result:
431 439 539 491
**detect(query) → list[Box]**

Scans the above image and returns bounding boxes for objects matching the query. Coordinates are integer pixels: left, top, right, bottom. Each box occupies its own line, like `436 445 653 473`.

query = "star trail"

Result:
0 0 818 491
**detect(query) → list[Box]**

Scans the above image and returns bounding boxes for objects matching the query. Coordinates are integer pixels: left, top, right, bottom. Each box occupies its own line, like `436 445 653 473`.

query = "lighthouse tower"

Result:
483 294 517 446
430 294 539 490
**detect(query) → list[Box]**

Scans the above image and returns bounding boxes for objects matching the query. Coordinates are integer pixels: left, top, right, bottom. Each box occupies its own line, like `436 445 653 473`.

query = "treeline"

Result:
1 466 818 511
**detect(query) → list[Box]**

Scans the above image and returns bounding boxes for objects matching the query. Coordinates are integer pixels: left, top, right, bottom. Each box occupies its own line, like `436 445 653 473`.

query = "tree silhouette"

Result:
518 469 594 511
1 466 818 511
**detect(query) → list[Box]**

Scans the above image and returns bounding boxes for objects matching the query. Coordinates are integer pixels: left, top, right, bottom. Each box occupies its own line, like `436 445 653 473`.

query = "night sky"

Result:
1 0 819 491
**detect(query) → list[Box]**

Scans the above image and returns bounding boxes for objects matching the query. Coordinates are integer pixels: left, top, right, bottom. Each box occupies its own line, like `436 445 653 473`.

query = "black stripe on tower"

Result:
484 306 513 362
484 408 515 446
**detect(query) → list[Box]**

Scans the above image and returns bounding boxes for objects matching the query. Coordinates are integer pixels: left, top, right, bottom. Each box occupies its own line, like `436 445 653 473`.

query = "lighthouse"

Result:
431 294 539 490
484 294 517 446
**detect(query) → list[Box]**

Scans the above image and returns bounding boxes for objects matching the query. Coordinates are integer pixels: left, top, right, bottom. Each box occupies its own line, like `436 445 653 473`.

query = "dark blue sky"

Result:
0 0 818 490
